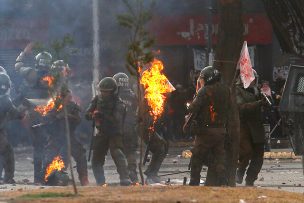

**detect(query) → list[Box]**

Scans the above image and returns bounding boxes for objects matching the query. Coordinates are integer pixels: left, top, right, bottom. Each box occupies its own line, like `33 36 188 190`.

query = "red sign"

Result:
150 14 272 46
0 19 48 49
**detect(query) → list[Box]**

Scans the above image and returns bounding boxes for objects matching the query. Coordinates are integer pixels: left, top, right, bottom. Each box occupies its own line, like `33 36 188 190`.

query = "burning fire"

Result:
42 76 55 87
44 156 65 182
209 102 217 123
34 97 63 116
140 59 175 124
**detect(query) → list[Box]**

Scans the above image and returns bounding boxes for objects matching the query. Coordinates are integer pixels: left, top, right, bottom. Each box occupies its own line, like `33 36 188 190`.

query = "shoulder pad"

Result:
15 62 24 71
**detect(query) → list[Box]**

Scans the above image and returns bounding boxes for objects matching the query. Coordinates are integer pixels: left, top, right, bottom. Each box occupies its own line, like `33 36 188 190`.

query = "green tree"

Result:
32 34 76 62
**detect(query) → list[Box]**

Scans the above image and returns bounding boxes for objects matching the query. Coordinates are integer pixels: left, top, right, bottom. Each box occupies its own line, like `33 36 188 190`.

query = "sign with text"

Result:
193 48 206 70
150 14 272 46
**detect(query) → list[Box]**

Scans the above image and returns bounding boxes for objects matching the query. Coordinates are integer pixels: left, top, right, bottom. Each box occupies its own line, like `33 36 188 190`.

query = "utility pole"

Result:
205 0 213 66
92 0 100 85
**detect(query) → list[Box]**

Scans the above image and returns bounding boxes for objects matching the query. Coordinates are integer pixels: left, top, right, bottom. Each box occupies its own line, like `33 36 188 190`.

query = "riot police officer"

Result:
14 44 53 183
85 77 131 186
187 66 231 186
0 73 24 184
113 72 139 183
235 70 266 186
139 97 168 184
49 60 71 97
42 88 89 186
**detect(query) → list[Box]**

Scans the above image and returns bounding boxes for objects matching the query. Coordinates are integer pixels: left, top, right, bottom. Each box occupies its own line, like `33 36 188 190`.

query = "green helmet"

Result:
51 60 69 75
98 77 118 92
35 51 52 69
199 66 220 85
0 73 11 95
113 72 129 88
0 66 7 74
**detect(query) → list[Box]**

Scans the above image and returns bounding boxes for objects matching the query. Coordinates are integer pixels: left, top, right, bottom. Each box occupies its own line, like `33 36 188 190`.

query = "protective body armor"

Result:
236 86 265 143
90 95 126 136
189 82 230 129
118 89 137 132
0 96 22 129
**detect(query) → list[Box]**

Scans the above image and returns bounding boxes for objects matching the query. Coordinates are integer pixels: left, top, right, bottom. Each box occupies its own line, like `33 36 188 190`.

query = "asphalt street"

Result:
0 145 303 193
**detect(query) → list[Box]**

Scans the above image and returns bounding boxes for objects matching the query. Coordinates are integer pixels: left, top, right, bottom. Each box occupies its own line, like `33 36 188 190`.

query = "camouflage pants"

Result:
189 128 226 186
124 130 138 182
92 134 129 185
0 129 14 182
31 127 47 183
238 126 264 183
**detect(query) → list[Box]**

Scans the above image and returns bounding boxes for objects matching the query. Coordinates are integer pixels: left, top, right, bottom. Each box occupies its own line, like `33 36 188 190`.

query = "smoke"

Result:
0 0 225 145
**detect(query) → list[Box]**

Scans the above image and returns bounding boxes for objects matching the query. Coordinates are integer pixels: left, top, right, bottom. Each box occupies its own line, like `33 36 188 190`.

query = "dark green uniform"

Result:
86 95 130 185
0 95 23 183
43 98 88 186
188 82 231 186
15 51 52 183
119 88 139 183
138 99 168 184
236 86 265 185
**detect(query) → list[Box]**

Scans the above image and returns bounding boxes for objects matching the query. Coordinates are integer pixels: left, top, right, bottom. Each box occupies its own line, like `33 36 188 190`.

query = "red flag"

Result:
238 41 255 88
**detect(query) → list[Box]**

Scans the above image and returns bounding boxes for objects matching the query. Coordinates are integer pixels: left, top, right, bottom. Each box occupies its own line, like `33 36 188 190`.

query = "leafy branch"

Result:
117 0 155 76
32 34 77 62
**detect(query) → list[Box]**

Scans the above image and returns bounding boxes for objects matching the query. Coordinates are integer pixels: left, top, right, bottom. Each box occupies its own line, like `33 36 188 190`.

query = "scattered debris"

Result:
258 195 267 199
22 179 30 184
183 177 187 185
239 199 246 203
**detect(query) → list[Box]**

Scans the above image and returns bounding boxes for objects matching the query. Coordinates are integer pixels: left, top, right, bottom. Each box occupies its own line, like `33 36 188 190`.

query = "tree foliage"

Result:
32 34 76 62
117 0 155 76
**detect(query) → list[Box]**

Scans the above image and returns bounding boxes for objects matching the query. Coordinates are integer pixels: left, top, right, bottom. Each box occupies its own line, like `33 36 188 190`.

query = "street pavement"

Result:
0 144 303 193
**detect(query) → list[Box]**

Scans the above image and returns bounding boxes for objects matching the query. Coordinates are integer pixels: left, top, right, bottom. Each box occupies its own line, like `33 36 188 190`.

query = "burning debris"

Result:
182 150 192 159
44 156 69 186
44 156 65 182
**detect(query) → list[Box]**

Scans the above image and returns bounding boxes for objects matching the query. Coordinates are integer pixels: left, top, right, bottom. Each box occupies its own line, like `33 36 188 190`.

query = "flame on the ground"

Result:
34 97 63 116
42 76 55 87
140 59 175 125
182 150 192 159
44 156 65 182
132 182 140 186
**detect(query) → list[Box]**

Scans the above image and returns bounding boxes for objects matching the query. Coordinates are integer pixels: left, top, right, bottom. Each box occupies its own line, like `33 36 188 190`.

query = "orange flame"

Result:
209 102 217 123
34 97 63 116
140 59 175 125
44 156 65 182
132 182 140 186
42 76 55 87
